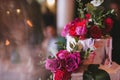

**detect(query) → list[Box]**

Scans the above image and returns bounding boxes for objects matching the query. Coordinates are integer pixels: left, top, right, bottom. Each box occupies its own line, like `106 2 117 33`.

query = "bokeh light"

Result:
5 39 10 46
16 9 21 14
47 0 55 6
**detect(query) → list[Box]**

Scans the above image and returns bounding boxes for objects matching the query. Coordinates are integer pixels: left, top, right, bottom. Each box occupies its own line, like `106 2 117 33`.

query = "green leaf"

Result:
86 3 96 14
87 25 91 28
56 37 66 50
73 45 78 51
48 56 55 59
78 9 85 18
74 37 79 42
84 48 92 59
94 6 104 17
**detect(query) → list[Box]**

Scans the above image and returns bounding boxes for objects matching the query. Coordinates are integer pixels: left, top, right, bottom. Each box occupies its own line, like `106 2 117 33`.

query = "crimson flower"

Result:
54 70 71 80
85 13 91 19
61 18 81 37
90 26 102 39
69 25 77 37
104 17 113 33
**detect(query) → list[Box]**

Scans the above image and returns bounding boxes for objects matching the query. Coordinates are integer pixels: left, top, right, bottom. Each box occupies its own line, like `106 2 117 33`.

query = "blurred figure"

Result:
109 0 120 64
41 25 58 58
41 7 57 58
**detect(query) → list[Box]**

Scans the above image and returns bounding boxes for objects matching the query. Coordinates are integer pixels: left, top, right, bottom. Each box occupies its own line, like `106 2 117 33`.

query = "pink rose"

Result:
61 23 71 37
73 52 81 64
57 50 69 60
75 26 87 36
75 20 87 36
45 58 61 72
66 52 81 72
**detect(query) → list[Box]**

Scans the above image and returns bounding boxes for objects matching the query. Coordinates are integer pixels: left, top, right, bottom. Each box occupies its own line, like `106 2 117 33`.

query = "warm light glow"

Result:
5 39 10 46
6 11 10 14
16 9 21 14
26 20 33 28
47 0 55 6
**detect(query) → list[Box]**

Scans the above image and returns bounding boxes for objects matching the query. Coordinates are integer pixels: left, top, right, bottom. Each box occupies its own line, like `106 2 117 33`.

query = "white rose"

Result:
91 0 104 7
66 35 76 52
78 38 95 51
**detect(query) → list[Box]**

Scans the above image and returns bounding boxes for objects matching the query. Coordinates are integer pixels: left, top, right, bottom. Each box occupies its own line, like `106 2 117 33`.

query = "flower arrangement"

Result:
45 0 114 80
46 50 81 79
61 0 114 39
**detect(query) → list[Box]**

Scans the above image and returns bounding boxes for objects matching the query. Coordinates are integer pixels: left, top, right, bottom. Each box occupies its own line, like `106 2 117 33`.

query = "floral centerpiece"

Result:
45 0 114 80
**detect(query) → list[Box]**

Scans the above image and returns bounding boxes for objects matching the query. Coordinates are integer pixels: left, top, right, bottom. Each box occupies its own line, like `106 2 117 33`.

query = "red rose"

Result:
90 26 102 39
104 17 113 33
69 25 77 37
54 70 71 80
85 13 91 19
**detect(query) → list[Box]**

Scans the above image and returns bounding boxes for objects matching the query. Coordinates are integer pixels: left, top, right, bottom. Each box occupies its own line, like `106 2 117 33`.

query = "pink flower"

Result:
65 52 81 72
75 26 87 36
57 50 69 60
45 58 61 72
61 23 71 37
75 20 87 36
73 52 81 64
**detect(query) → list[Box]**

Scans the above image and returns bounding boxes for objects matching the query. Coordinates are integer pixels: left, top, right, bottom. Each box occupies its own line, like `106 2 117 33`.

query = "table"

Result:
71 62 120 80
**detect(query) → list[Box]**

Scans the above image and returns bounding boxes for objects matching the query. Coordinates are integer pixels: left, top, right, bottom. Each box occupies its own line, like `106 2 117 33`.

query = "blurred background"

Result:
0 0 119 80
